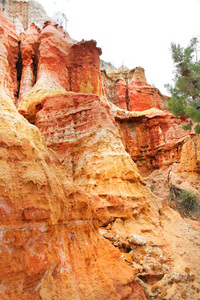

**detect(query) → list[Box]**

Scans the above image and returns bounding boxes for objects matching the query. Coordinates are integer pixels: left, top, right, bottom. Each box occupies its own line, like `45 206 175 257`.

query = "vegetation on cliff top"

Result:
166 37 200 133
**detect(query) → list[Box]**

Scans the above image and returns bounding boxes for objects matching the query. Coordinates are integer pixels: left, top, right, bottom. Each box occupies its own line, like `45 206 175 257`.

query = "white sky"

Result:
38 0 200 95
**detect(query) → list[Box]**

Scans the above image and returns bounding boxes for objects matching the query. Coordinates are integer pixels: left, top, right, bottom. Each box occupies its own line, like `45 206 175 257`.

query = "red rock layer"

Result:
101 67 169 111
112 108 190 175
17 23 103 121
17 23 40 103
101 69 128 109
36 22 73 91
68 40 102 95
0 9 18 99
116 78 127 109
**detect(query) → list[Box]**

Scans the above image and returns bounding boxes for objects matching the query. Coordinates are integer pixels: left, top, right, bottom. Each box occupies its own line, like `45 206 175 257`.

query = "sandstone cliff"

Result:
0 3 200 300
0 9 146 299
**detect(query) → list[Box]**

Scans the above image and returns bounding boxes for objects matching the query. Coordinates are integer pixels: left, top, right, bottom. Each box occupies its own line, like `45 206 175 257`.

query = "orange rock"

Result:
101 71 128 109
1 5 200 300
68 40 102 95
181 290 187 298
17 23 40 104
37 23 73 91
178 135 200 173
0 10 147 300
114 107 190 175
116 78 128 109
128 67 162 111
34 92 160 228
101 66 169 111
151 283 158 292
0 72 147 300
17 22 103 122
160 290 167 297
122 253 132 263
0 9 18 100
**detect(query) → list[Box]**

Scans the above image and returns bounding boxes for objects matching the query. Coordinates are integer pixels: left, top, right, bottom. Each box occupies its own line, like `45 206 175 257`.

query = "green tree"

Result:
166 37 200 133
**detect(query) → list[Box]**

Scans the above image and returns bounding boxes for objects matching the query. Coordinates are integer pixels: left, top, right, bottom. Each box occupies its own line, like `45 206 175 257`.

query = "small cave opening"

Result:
138 273 164 285
16 40 22 100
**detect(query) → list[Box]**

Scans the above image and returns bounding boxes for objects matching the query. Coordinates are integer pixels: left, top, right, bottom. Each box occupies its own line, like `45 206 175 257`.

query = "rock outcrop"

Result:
0 8 18 99
0 5 200 300
17 21 102 123
101 66 169 111
1 93 148 300
0 0 49 34
0 10 147 300
112 106 190 175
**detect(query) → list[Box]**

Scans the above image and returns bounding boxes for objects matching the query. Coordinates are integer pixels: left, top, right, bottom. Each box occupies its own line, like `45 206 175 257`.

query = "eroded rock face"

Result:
1 92 148 299
0 9 18 99
1 7 200 300
17 22 103 123
112 107 190 175
101 66 169 111
17 23 40 103
0 0 49 34
34 92 160 229
178 134 200 173
0 11 147 299
68 40 102 95
170 134 200 203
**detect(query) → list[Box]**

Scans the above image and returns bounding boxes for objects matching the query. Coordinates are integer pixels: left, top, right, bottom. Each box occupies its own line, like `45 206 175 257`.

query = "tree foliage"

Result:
166 37 200 133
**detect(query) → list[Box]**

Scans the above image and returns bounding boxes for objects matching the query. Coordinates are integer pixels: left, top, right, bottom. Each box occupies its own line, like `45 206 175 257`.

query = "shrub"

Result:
180 190 198 211
194 124 200 134
181 124 192 131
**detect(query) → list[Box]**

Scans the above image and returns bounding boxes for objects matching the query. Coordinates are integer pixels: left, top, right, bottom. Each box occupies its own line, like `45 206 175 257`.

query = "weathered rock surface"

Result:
0 11 147 299
0 0 49 34
99 211 200 299
111 106 190 175
1 91 148 299
32 27 200 299
178 134 200 174
68 40 102 95
101 66 169 111
1 6 200 300
34 92 160 230
17 23 40 103
17 22 102 123
0 8 18 99
146 134 200 214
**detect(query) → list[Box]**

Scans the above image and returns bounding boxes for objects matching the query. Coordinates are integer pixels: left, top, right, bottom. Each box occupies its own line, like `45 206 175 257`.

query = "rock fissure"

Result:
16 40 22 100
32 41 39 85
124 72 130 111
